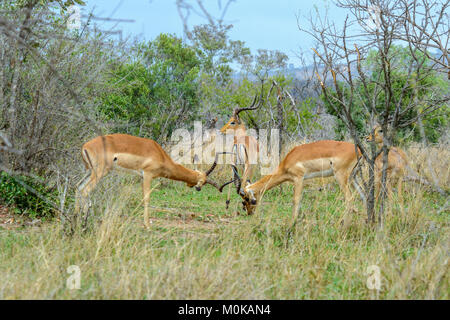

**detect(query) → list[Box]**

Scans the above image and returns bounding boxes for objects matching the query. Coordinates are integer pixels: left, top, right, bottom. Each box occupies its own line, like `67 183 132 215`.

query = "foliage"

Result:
250 49 289 80
324 45 448 142
0 172 57 218
189 24 251 86
98 34 201 139
229 75 319 139
0 0 85 10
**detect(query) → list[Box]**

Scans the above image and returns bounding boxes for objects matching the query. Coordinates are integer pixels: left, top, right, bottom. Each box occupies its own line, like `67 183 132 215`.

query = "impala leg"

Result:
226 183 232 209
374 168 383 203
75 172 91 213
225 165 234 209
78 168 110 230
142 173 154 229
291 177 304 223
396 172 405 215
396 172 403 198
391 168 404 196
384 169 404 211
376 169 393 203
334 169 354 227
387 174 394 202
77 170 104 214
334 169 352 203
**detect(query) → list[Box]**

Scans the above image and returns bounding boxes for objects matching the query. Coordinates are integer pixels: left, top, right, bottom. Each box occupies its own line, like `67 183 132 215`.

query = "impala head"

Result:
220 94 261 135
366 125 384 145
240 185 257 215
219 165 258 215
220 115 246 134
191 152 230 192
189 170 208 190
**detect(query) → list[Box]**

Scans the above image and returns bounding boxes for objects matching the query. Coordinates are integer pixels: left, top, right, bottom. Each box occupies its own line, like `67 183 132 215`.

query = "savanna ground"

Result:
0 144 448 299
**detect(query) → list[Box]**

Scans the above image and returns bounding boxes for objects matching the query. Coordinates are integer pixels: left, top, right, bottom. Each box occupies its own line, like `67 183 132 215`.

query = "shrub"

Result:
0 172 57 219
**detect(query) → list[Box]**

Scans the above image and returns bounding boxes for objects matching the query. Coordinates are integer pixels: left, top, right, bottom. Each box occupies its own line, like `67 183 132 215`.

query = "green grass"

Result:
0 171 448 299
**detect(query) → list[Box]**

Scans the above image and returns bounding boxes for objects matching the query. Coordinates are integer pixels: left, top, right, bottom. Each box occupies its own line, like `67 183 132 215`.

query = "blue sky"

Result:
83 0 348 66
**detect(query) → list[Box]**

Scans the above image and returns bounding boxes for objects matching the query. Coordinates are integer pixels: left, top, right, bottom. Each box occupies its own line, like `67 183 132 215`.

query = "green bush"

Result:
0 172 57 219
98 33 201 140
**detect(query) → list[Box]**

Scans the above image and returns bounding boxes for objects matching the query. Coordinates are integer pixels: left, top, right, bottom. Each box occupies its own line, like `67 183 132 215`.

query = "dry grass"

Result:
0 144 448 299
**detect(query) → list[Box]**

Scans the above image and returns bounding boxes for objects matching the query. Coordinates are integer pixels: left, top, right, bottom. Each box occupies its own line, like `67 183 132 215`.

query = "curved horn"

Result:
206 179 221 191
233 94 261 119
231 164 246 196
218 163 243 194
205 152 233 176
205 160 218 177
218 178 237 192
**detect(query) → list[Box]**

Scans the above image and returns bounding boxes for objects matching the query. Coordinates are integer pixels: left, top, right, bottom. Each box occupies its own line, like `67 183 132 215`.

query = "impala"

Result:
76 133 222 228
220 94 261 207
222 140 361 220
366 125 408 198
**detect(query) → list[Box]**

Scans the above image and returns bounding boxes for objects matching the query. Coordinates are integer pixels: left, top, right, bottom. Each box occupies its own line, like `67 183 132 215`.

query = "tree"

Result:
189 23 250 85
239 48 289 82
325 45 448 143
300 0 449 225
99 34 201 141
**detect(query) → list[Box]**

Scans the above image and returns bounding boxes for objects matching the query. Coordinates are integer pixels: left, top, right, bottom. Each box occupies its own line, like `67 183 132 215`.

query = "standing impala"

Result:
220 95 261 207
366 125 408 198
76 133 221 228
221 140 361 220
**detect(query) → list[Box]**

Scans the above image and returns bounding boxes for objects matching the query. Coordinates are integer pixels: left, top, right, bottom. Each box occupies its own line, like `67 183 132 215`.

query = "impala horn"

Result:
232 165 246 197
218 164 245 196
232 94 261 120
204 152 235 192
218 178 237 192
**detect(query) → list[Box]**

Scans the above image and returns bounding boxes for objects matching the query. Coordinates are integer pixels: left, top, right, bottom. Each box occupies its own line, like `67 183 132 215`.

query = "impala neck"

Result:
235 123 247 136
248 173 286 197
166 162 201 185
224 124 247 136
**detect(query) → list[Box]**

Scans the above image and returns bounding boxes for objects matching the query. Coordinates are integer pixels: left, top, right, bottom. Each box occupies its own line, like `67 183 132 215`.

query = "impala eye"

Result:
230 122 235 125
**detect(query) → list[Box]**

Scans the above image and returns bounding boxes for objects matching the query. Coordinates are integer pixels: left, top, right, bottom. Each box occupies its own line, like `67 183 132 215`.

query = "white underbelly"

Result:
303 169 334 180
296 158 335 179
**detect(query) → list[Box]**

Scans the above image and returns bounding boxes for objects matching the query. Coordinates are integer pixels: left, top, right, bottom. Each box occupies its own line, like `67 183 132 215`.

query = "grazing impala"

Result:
366 125 408 198
222 140 361 220
76 134 222 228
